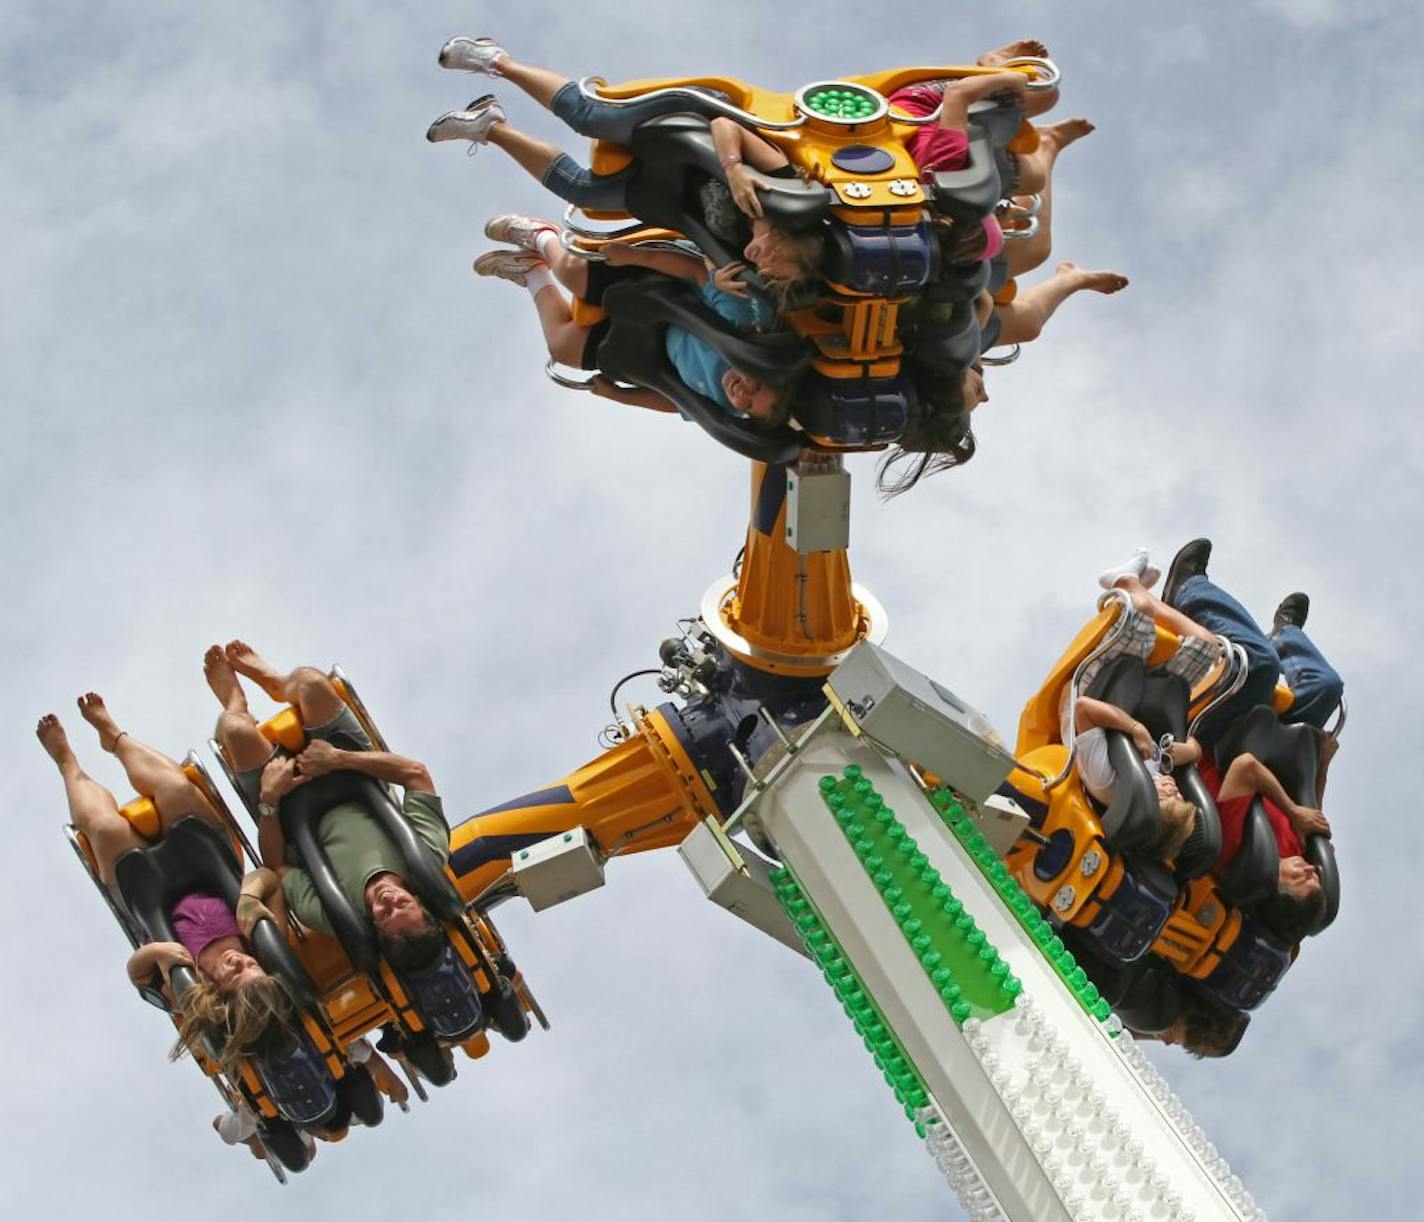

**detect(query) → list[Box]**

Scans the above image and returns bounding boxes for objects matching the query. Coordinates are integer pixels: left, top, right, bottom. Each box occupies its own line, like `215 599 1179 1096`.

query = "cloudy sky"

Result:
4 2 1419 1218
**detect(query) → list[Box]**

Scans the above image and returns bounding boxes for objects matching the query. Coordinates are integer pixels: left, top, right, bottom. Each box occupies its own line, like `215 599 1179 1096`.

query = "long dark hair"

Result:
876 375 976 497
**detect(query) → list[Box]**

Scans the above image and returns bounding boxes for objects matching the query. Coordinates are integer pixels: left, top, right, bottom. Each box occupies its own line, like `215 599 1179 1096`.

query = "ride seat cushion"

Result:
890 85 971 173
171 891 242 961
1199 753 1303 872
281 791 450 935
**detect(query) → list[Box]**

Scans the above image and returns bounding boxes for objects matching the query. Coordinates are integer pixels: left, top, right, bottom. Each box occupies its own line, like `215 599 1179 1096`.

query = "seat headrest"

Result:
596 274 805 464
397 942 485 1041
114 816 242 939
792 370 912 446
820 221 935 296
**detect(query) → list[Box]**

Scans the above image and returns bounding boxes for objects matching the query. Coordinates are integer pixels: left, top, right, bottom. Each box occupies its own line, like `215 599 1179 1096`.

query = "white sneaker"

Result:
484 213 559 252
439 36 508 75
426 95 505 145
472 249 546 285
1097 548 1154 591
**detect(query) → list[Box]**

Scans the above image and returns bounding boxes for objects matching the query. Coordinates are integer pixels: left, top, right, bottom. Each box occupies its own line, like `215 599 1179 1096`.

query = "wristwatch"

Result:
257 801 278 820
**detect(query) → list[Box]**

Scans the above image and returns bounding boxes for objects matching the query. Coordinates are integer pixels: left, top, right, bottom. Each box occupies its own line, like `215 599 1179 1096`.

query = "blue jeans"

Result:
541 81 722 210
1171 575 1342 741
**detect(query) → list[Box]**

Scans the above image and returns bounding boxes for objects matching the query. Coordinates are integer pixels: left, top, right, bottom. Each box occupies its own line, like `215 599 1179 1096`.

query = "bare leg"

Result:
1004 117 1094 278
207 645 277 772
1114 575 1217 644
487 122 565 188
497 57 574 111
542 242 591 298
225 641 345 727
38 714 143 885
78 693 221 834
531 284 592 367
995 261 1127 346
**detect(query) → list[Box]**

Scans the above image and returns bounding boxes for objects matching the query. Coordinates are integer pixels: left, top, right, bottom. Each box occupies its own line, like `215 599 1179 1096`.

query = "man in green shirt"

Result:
206 641 450 972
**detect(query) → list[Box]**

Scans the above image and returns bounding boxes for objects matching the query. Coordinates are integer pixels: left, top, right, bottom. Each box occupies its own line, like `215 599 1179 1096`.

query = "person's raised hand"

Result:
296 738 342 778
726 163 764 219
152 942 194 983
259 755 308 805
711 260 752 297
1130 722 1155 759
1292 806 1332 839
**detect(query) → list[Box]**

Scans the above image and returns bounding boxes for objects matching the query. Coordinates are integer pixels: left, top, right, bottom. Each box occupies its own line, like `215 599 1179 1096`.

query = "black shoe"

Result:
1162 538 1212 606
1271 592 1309 636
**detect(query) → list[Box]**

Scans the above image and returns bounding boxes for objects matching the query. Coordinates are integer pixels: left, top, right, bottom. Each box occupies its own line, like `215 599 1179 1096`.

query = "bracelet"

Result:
719 154 742 168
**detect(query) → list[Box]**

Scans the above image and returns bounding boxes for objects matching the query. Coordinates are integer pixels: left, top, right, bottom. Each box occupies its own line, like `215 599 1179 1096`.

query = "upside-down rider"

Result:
205 642 452 974
1161 539 1340 941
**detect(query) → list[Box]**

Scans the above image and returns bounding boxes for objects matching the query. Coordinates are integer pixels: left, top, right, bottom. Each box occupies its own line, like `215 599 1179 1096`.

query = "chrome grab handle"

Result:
543 357 641 394
1187 640 1251 741
1000 213 1040 241
561 202 648 243
577 75 805 131
1326 695 1347 741
1044 589 1134 792
999 192 1042 218
1001 56 1061 91
980 343 1021 366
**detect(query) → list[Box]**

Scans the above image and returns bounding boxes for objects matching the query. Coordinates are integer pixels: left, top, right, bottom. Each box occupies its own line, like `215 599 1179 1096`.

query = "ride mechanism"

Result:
66 64 1273 1218
445 458 1268 1222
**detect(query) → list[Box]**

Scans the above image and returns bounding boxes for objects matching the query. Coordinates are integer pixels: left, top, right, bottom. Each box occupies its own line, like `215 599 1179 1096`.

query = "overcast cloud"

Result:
3 2 1418 1219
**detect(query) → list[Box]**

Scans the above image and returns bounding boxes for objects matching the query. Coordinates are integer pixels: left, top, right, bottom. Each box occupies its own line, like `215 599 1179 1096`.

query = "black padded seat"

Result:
625 113 831 270
280 771 484 1069
922 255 990 307
1111 956 1184 1035
281 770 463 957
113 817 368 1139
1081 657 1161 852
1132 669 1223 881
1214 705 1340 934
904 297 981 376
114 815 318 1008
1193 915 1293 1011
927 101 1023 222
595 273 807 464
793 371 913 447
819 221 937 296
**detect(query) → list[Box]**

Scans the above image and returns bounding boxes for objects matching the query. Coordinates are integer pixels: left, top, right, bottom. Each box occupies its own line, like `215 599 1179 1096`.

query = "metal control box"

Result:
826 641 1015 802
512 826 606 912
678 821 807 956
786 467 851 554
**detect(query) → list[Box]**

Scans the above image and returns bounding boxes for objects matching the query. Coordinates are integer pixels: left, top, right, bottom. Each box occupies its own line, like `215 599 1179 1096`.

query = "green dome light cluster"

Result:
927 788 1114 1025
771 865 932 1132
805 85 878 120
820 768 1018 1027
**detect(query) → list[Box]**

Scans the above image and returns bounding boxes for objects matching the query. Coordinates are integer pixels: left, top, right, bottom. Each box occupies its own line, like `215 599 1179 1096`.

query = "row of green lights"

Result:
820 766 1018 1028
770 865 934 1132
927 788 1114 1024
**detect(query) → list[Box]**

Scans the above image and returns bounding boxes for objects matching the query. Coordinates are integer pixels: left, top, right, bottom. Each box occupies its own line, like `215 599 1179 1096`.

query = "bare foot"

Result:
978 39 1049 67
78 692 125 752
1038 116 1094 153
205 644 249 713
225 640 286 701
36 713 78 770
1055 261 1128 293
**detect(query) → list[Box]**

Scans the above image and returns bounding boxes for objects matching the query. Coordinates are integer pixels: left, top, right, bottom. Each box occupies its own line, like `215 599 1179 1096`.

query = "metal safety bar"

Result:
578 75 805 131
1187 640 1250 741
980 344 1021 367
887 57 1061 125
999 214 1040 241
1044 588 1135 792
